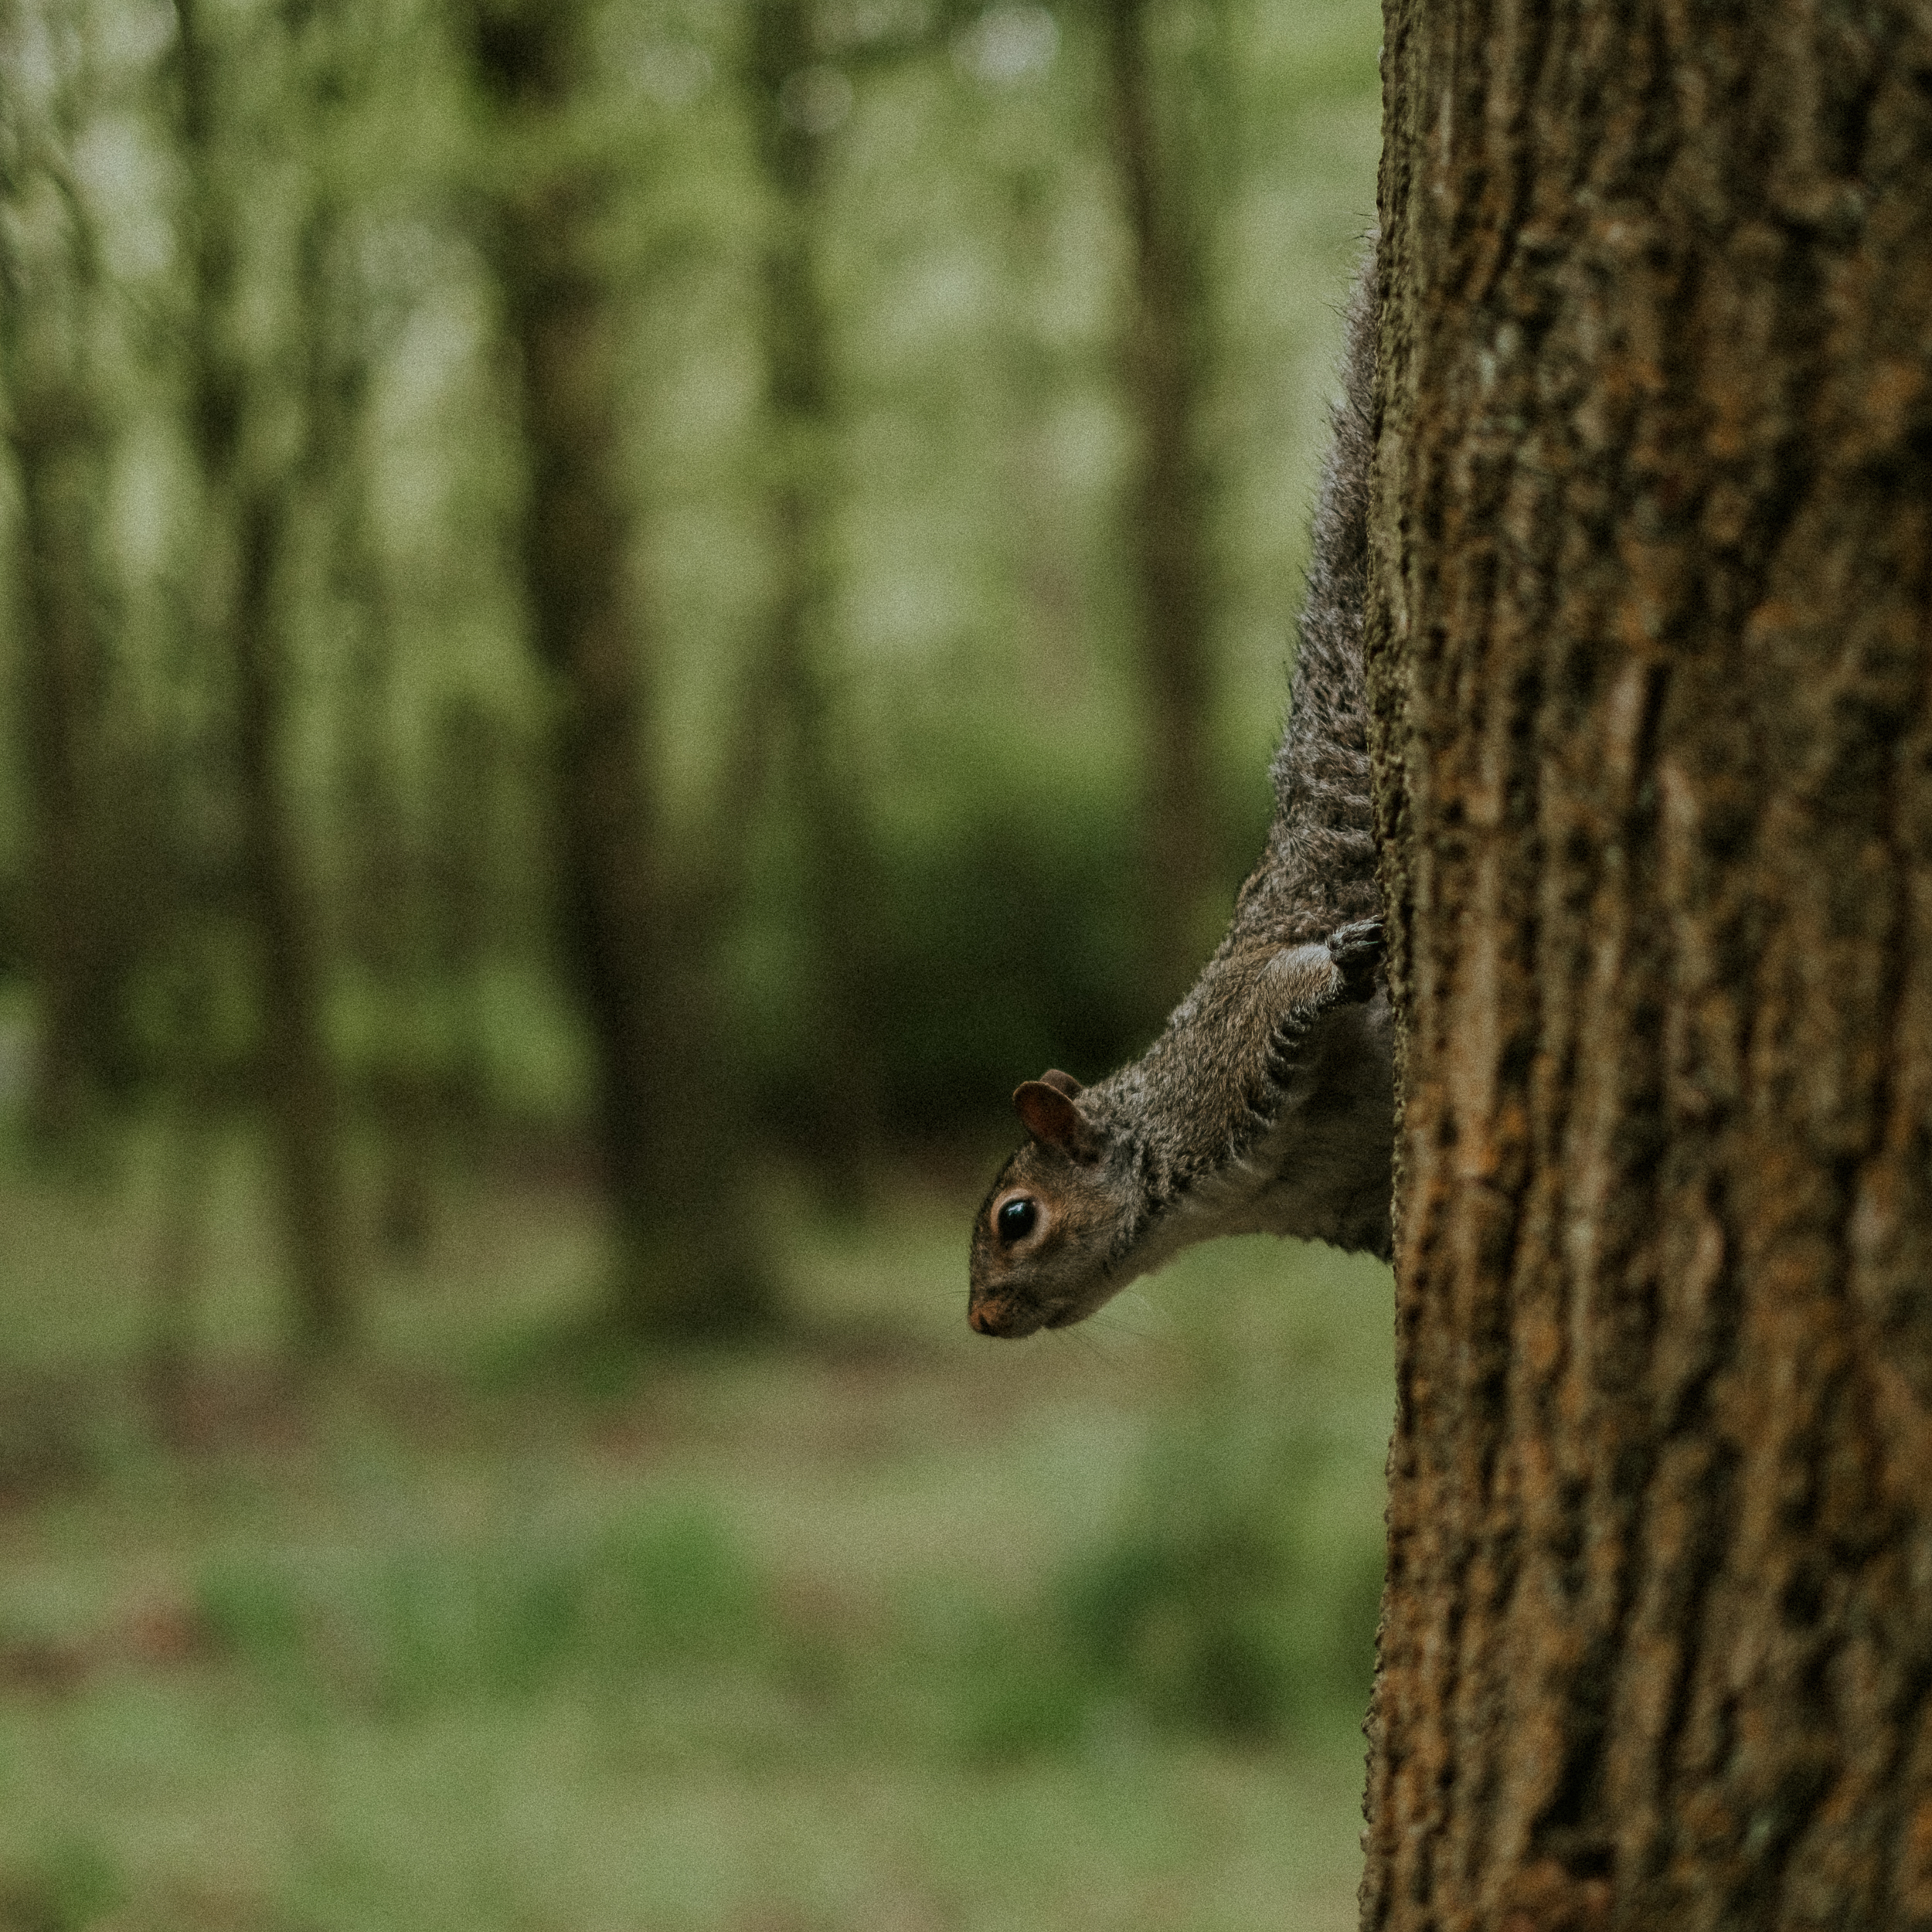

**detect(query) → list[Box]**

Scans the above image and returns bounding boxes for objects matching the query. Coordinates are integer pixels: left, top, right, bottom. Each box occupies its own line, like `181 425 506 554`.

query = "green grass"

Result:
0 1140 1393 1930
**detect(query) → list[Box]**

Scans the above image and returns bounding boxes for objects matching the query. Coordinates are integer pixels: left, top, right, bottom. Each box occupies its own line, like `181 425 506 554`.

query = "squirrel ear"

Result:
1039 1069 1083 1100
1014 1080 1102 1162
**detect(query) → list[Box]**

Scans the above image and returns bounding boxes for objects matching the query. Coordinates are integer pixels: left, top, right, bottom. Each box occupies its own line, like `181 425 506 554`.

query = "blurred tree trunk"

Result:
0 6 114 1155
1362 2 1932 1927
1097 0 1219 1008
998 155 1091 712
9 301 108 1154
745 0 887 1196
468 0 775 1337
286 15 439 1262
429 695 502 1158
310 219 437 1263
175 0 352 1354
141 631 237 1420
142 966 218 1440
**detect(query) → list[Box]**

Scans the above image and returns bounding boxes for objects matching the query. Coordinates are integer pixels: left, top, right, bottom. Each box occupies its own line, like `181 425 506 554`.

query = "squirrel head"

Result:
968 1070 1138 1338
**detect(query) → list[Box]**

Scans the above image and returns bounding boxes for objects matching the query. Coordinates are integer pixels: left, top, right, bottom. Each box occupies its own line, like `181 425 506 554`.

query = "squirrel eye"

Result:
997 1197 1037 1242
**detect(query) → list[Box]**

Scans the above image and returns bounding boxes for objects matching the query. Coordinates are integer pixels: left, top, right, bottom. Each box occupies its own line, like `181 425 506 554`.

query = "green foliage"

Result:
0 1151 1392 1926
186 1459 1376 1754
169 1349 1384 1770
0 1835 123 1932
196 1503 769 1715
0 0 1382 1165
1057 1400 1383 1740
876 1383 1385 1764
0 0 1393 1913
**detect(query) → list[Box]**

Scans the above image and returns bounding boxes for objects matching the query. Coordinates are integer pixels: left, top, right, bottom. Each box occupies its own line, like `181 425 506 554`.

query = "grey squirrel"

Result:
969 269 1392 1338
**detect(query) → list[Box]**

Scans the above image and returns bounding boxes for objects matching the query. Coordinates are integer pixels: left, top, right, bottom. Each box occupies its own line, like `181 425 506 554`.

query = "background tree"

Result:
1 0 1380 1315
1098 0 1223 1007
173 0 356 1352
292 0 440 1263
744 0 889 1197
1 0 117 1156
0 5 1406 1921
467 0 776 1337
1362 1 1932 1925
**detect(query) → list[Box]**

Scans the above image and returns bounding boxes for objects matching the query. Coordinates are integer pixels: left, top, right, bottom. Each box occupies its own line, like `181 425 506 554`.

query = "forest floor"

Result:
0 1134 1393 1932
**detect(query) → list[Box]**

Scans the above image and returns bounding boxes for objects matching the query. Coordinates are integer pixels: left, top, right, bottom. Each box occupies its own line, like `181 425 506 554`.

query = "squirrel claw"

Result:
1326 917 1385 998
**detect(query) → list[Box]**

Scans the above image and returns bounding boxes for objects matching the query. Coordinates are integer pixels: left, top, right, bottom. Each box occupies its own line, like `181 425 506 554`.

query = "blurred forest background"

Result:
0 0 1389 1924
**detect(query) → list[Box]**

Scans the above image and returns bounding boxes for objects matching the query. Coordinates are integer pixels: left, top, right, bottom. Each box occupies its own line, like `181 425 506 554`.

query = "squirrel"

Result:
969 267 1392 1339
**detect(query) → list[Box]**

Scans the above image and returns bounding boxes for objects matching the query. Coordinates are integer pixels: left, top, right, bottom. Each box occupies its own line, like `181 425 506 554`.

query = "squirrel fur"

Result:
969 269 1391 1339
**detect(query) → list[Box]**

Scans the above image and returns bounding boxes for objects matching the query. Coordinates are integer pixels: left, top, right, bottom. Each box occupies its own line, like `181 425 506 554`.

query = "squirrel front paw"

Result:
1261 922 1385 1089
1325 918 1384 1001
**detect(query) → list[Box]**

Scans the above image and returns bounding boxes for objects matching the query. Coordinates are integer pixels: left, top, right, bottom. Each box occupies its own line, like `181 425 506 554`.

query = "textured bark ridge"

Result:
1363 2 1932 1928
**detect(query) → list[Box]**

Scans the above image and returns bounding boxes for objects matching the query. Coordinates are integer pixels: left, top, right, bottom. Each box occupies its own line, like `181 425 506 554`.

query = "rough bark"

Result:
1362 4 1932 1929
1098 0 1221 1007
175 0 352 1352
470 0 774 1337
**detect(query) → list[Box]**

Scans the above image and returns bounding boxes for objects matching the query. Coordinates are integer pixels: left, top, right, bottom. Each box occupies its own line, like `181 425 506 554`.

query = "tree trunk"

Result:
1099 0 1219 1008
1362 3 1932 1927
747 0 888 1195
469 0 775 1337
1 7 114 1156
296 151 437 1264
230 488 354 1352
429 695 502 1158
175 0 353 1354
9 354 108 1151
998 158 1090 709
